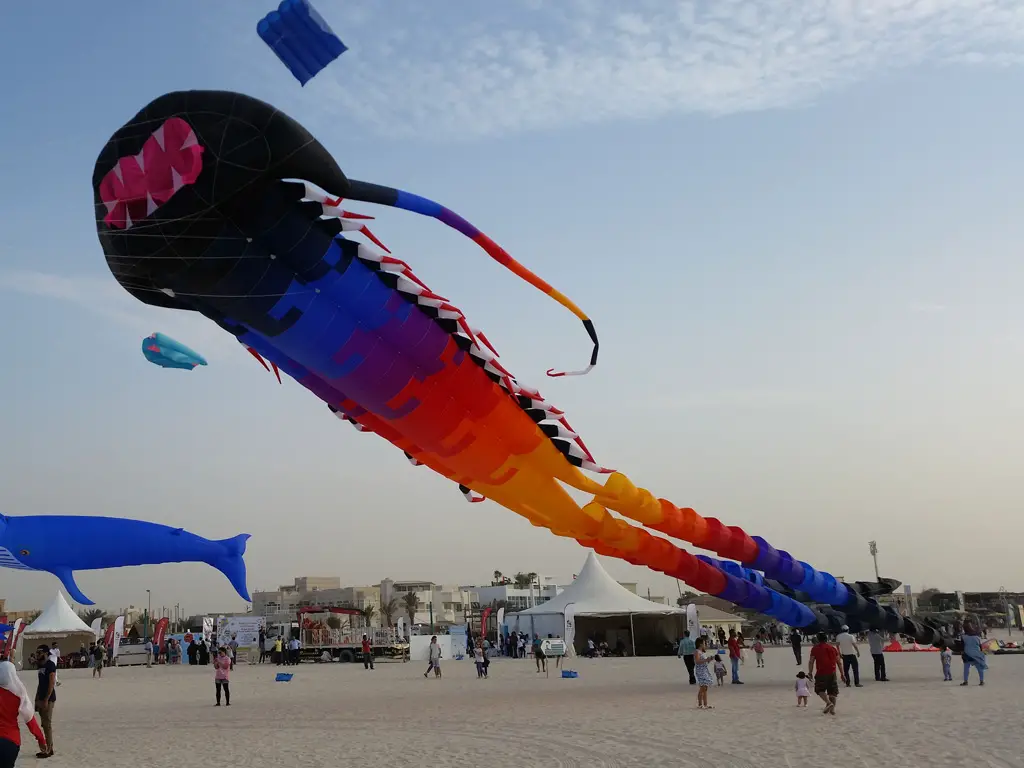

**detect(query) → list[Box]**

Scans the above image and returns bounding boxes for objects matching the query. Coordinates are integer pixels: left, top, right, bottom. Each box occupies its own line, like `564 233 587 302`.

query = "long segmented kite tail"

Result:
318 180 599 378
293 183 612 478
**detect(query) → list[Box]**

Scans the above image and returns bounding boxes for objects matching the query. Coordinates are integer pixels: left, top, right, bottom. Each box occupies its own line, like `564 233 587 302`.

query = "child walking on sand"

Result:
214 647 231 706
940 645 953 681
693 637 716 709
474 644 487 679
795 671 809 706
713 655 727 686
753 638 765 668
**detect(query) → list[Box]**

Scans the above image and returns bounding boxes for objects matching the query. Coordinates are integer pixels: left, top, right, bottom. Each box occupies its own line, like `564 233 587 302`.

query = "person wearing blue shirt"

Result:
677 631 697 684
961 628 988 686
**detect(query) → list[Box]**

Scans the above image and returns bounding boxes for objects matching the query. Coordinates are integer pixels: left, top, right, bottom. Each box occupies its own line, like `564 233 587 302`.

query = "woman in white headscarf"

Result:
0 660 46 766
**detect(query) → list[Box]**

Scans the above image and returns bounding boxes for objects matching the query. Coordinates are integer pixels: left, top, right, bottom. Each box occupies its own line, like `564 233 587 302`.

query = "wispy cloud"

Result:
640 389 823 411
0 270 244 361
301 0 1024 139
909 301 948 313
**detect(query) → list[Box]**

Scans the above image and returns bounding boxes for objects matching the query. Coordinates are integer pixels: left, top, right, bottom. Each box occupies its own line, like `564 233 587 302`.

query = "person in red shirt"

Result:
361 635 374 670
808 632 846 714
727 630 744 684
0 660 46 767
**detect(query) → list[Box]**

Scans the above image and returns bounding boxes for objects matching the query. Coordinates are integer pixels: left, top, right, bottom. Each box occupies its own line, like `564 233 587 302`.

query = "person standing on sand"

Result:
214 648 231 706
752 637 765 668
91 644 105 678
33 646 56 759
727 630 744 684
144 638 153 668
808 632 844 715
790 628 802 665
867 629 888 682
0 660 47 768
940 644 953 681
361 635 374 670
961 627 987 686
533 635 547 674
678 631 697 685
693 637 715 709
424 636 442 678
794 671 810 707
836 625 862 688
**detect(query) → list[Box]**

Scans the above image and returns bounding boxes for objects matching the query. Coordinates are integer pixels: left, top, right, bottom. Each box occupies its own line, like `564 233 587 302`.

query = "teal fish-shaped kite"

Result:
142 332 207 370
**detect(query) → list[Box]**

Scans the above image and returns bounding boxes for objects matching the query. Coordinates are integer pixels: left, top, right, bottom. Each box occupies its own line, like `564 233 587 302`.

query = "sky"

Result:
1 0 1023 615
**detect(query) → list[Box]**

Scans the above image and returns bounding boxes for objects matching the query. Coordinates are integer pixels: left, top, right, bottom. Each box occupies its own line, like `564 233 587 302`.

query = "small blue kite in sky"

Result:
257 0 348 86
142 333 207 370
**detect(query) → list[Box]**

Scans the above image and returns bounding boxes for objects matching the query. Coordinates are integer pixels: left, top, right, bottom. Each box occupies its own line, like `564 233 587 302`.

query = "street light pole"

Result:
146 589 152 641
868 541 880 582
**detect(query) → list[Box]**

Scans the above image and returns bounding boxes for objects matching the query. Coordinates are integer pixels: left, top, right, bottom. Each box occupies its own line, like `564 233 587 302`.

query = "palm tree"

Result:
360 604 376 628
513 572 532 589
526 572 538 588
492 570 504 586
401 592 420 626
79 608 106 626
379 597 399 627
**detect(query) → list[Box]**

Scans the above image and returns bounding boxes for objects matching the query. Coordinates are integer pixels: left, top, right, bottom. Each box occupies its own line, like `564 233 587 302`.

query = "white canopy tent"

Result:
504 552 685 656
20 592 96 667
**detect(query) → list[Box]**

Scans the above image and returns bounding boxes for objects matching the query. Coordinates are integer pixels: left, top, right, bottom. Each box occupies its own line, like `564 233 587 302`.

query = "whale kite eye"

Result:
19 549 29 556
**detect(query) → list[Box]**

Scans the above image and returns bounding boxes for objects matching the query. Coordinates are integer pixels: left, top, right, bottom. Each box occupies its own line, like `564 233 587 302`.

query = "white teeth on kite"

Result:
551 438 588 460
103 199 116 213
437 308 463 321
395 277 424 295
180 130 199 150
483 362 504 377
539 420 578 440
171 167 184 193
417 297 443 309
469 343 496 362
580 460 612 474
160 288 175 297
146 193 157 215
125 210 133 229
404 452 422 467
152 124 166 151
135 151 145 173
355 245 383 263
112 163 124 184
380 263 405 275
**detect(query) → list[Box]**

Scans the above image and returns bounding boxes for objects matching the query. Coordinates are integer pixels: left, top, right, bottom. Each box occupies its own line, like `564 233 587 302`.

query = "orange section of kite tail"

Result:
592 472 759 563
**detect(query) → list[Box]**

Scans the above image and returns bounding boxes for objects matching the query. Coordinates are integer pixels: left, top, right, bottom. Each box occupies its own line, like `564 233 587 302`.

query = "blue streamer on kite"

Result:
257 0 347 85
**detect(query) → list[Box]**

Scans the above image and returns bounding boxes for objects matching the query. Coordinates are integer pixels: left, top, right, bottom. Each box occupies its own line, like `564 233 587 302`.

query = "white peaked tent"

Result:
20 593 96 667
506 552 685 656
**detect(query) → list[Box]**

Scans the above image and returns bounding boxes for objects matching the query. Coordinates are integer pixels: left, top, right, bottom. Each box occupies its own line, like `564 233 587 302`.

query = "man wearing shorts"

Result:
808 632 845 715
92 645 105 678
532 635 546 673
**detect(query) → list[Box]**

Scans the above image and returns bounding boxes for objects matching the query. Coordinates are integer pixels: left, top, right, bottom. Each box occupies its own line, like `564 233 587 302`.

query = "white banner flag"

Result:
112 615 125 658
563 603 576 657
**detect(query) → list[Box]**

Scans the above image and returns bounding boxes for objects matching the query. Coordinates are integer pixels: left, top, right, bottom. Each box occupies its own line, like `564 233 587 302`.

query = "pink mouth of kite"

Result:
99 117 204 230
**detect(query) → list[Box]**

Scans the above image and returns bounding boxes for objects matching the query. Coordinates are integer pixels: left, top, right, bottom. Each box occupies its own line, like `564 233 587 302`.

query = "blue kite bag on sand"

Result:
561 670 578 679
275 673 294 682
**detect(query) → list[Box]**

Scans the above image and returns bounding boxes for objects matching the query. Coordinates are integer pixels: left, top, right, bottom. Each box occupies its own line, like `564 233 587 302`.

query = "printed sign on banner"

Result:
216 616 265 648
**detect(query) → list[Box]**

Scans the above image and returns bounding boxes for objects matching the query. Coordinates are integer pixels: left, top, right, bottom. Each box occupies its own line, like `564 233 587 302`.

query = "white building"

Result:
381 579 477 626
474 583 561 612
252 577 380 626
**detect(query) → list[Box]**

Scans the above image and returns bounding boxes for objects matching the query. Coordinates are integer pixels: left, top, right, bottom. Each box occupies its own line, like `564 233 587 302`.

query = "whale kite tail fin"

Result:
210 534 251 602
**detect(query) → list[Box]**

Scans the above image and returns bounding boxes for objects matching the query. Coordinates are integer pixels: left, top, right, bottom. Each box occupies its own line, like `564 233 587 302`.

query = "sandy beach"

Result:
13 642 1023 768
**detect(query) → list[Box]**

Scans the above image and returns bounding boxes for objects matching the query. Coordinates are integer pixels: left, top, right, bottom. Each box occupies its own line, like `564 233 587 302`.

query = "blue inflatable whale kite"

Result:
0 514 250 605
